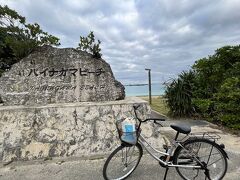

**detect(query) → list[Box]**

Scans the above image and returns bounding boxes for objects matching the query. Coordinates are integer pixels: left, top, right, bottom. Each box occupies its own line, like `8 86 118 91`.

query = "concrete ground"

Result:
0 112 239 180
0 148 239 180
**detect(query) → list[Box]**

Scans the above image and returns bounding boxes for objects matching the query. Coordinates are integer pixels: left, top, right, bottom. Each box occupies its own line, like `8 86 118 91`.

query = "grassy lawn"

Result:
139 96 169 116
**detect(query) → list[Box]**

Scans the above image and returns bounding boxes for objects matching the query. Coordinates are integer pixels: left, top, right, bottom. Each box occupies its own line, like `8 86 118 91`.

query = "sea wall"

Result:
0 97 164 162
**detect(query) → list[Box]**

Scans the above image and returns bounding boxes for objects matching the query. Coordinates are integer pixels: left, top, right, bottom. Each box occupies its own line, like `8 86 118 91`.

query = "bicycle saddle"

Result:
170 124 191 134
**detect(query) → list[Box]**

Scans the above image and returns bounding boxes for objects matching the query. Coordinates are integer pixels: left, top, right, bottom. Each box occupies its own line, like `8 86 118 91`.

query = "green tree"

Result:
192 46 240 118
165 45 240 129
0 5 60 76
215 67 240 129
192 46 240 99
78 31 102 58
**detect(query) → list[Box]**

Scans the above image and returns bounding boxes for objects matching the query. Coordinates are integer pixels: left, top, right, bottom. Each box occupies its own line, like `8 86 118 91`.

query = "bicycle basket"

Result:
116 118 139 145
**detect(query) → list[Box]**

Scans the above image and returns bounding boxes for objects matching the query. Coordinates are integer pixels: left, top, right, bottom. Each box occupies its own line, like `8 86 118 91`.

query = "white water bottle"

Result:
121 117 136 144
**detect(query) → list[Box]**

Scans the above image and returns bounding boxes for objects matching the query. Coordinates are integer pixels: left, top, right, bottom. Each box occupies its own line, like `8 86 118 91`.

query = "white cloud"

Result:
1 0 240 84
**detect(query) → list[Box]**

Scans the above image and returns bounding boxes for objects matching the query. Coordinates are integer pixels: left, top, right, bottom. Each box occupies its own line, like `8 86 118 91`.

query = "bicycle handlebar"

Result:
143 118 165 123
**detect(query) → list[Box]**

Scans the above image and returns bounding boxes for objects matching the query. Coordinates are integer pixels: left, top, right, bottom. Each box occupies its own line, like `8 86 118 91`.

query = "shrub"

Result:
215 77 240 129
165 71 195 117
78 31 102 59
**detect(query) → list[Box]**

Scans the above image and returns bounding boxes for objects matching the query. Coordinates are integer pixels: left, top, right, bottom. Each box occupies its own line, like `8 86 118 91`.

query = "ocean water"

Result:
124 84 165 96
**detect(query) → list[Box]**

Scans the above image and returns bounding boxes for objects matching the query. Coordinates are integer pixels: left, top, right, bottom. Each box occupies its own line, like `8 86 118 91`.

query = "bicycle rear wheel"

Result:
103 143 143 180
173 138 227 180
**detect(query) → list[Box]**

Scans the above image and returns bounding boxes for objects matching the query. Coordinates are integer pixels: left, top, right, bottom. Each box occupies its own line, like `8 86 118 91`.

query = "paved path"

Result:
150 110 209 127
0 111 239 180
0 150 239 180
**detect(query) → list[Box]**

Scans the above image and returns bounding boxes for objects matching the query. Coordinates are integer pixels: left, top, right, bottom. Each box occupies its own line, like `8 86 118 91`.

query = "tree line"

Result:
165 45 240 130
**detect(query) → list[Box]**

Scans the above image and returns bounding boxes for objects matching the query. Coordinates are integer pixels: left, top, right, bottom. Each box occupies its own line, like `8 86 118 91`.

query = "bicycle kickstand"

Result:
163 167 169 180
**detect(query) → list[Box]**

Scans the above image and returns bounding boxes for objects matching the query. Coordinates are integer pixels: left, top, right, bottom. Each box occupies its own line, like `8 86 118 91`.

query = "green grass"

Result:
139 96 169 116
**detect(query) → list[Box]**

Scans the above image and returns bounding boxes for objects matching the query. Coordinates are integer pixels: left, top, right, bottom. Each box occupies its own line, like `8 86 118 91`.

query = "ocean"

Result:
124 84 166 96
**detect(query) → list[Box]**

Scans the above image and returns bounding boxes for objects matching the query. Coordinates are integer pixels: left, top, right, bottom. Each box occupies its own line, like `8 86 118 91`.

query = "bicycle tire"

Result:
173 138 228 180
103 143 143 180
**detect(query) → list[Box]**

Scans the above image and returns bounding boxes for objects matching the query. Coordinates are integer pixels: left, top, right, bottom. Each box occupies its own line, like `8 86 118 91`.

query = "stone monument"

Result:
0 46 161 162
0 45 125 105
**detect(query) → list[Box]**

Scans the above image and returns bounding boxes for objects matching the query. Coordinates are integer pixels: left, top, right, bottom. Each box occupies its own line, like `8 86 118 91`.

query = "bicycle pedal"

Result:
159 156 167 167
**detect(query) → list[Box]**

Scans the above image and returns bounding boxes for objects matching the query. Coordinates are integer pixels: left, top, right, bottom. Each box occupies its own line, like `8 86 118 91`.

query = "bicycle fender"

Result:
217 143 229 159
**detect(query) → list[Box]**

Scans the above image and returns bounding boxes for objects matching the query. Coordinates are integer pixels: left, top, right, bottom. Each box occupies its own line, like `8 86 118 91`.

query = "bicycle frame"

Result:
138 134 202 169
131 105 205 170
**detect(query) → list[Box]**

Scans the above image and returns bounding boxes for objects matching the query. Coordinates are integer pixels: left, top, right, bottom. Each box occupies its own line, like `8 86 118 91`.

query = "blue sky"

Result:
1 0 240 84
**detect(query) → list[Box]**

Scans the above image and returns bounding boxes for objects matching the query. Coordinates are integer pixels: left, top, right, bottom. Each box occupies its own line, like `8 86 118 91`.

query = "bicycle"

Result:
103 105 228 180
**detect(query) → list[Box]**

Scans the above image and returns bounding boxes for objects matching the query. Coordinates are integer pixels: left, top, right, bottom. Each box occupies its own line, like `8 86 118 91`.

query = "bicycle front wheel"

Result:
173 138 228 180
103 143 143 180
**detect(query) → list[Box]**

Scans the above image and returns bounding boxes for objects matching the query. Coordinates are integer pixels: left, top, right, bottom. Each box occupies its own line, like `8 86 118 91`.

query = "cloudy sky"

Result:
1 0 240 84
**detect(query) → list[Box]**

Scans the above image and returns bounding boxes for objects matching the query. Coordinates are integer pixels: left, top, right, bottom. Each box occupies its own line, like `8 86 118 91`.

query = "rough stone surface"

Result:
0 45 125 106
0 97 165 162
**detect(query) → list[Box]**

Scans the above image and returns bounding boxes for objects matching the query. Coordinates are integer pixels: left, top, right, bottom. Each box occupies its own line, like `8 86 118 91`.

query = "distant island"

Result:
124 84 148 86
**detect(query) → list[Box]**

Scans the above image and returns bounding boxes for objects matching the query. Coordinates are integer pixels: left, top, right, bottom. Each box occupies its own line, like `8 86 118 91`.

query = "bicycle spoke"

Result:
127 146 135 164
207 157 224 167
193 170 199 180
198 152 221 159
103 144 143 180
